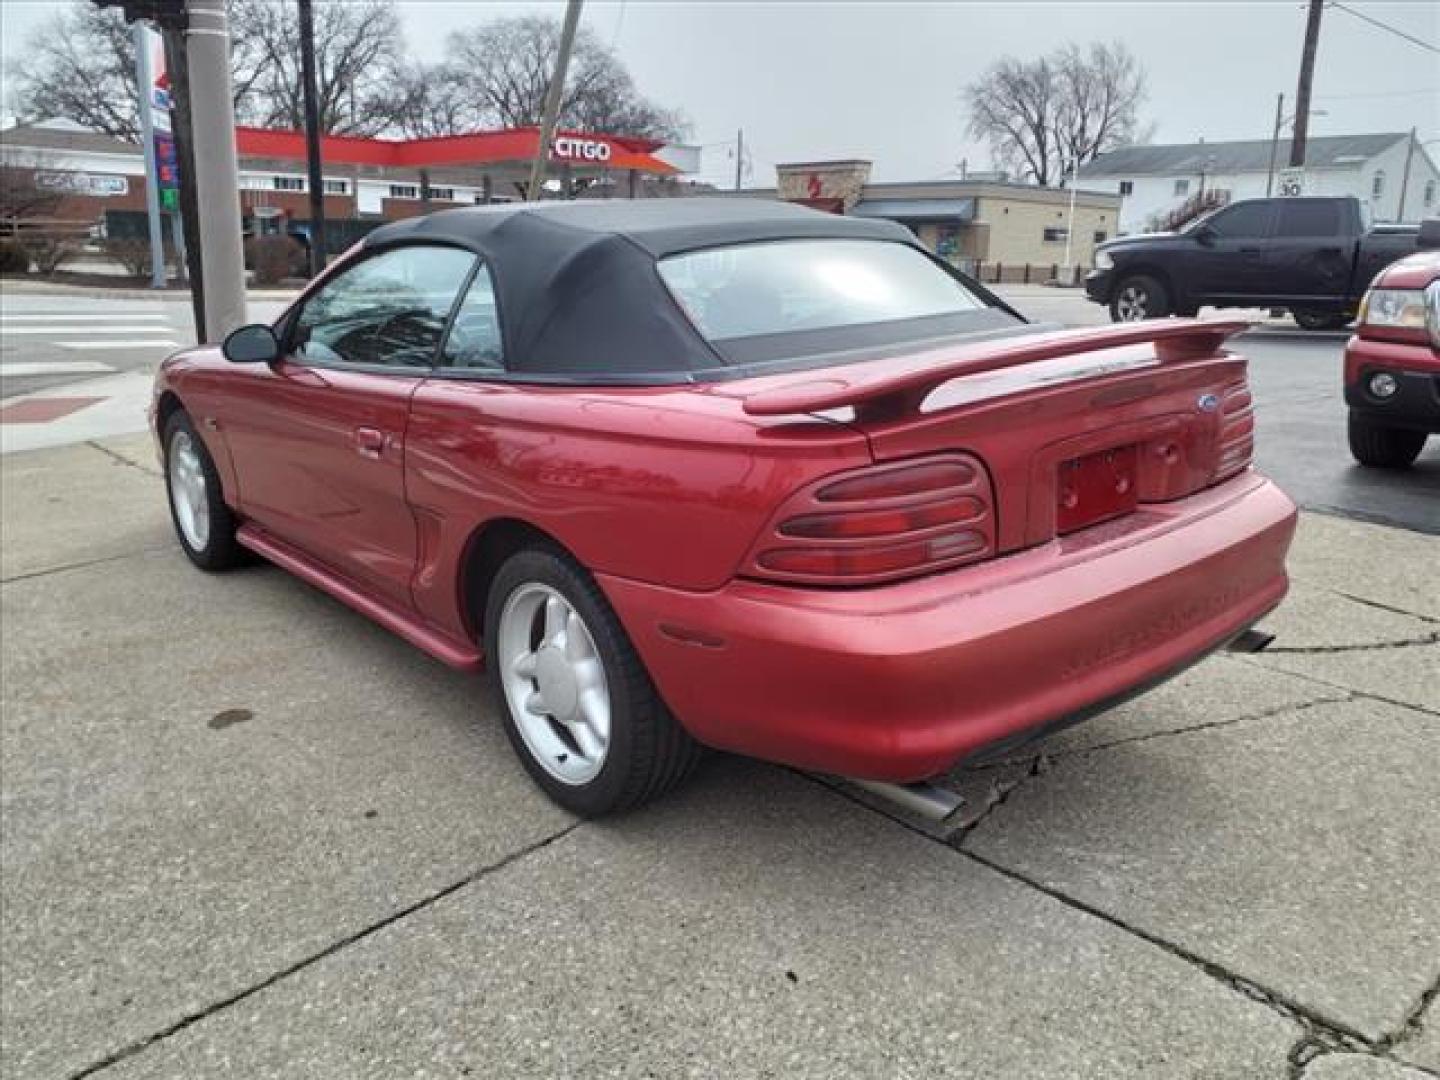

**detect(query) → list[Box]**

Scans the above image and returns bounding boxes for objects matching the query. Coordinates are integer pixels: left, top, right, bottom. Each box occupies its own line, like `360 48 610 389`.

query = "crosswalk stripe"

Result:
0 361 117 377
1 313 173 323
56 340 180 350
2 326 178 335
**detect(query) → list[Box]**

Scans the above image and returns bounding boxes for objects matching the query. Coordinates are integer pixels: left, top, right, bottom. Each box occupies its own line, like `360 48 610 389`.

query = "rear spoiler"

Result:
741 319 1251 420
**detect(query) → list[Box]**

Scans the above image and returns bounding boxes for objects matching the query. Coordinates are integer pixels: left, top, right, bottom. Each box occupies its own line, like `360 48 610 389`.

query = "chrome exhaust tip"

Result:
850 780 965 823
1227 628 1276 654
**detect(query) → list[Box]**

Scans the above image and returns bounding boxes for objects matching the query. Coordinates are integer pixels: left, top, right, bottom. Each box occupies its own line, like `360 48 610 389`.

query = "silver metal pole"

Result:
133 23 167 289
184 0 247 340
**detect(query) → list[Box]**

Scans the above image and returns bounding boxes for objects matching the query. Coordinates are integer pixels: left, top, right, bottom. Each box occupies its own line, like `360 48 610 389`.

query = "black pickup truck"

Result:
1085 196 1424 329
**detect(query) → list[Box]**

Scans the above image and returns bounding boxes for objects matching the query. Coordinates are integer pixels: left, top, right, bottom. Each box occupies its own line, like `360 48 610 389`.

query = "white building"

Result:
1078 133 1440 235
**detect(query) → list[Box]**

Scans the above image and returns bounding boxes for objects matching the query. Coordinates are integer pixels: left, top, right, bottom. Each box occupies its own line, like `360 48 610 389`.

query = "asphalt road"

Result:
3 285 1436 533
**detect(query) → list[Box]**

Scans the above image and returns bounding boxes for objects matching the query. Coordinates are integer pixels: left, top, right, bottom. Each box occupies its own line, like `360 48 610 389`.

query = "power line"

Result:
1327 2 1440 54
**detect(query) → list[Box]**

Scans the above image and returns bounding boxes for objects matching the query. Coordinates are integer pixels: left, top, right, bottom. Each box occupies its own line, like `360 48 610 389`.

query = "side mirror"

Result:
1193 226 1216 246
1418 219 1440 250
222 323 279 364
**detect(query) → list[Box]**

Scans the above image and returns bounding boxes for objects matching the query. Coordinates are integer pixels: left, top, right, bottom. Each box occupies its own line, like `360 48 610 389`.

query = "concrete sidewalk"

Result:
1 437 1436 1080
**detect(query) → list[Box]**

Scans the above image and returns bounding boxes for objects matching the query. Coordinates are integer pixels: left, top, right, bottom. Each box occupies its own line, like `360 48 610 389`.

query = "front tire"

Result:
163 410 245 570
1109 274 1171 321
484 546 702 816
1348 413 1427 469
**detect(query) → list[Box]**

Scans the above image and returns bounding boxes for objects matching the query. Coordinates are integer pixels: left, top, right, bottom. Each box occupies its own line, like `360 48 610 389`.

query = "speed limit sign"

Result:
1278 168 1305 197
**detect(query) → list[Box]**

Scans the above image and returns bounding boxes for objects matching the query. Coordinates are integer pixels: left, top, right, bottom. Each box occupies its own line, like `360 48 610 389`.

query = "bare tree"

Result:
1052 42 1147 170
7 0 408 141
231 0 406 136
965 41 1148 186
8 3 148 142
964 55 1058 186
442 15 686 140
391 63 485 140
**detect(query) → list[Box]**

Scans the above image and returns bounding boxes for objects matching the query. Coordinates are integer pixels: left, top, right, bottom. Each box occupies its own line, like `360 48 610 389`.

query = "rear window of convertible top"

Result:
657 238 1019 366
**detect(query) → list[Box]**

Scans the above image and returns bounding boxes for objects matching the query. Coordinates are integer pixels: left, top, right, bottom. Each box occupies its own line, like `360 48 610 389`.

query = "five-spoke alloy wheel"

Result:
163 410 244 570
484 547 702 816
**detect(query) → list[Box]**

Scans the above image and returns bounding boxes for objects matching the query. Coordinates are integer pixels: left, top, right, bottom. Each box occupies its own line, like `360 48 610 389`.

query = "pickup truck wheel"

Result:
1110 275 1170 321
1293 310 1351 331
1348 414 1427 469
486 547 703 817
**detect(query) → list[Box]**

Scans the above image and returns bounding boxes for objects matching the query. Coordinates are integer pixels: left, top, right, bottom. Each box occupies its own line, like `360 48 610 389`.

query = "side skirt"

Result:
237 523 484 673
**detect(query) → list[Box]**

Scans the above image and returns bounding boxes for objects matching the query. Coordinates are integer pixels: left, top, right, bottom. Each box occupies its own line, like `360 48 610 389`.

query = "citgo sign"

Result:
551 136 614 164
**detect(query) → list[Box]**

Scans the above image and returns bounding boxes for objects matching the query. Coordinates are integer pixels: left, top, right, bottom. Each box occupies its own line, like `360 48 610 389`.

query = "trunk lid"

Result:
734 321 1254 554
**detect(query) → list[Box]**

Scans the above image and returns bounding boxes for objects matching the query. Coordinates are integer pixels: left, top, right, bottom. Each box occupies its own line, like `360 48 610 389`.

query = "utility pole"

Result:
1396 127 1418 222
297 0 327 276
734 129 744 192
1289 0 1324 168
527 0 583 202
1265 92 1284 197
184 0 247 340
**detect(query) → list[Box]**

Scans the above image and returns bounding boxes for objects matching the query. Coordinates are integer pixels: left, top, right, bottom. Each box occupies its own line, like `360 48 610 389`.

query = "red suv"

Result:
1345 245 1440 468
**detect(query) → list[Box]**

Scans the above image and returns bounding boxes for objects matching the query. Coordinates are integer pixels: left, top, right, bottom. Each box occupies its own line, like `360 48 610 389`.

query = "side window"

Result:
1207 202 1275 239
440 264 505 370
290 245 475 369
1274 200 1343 238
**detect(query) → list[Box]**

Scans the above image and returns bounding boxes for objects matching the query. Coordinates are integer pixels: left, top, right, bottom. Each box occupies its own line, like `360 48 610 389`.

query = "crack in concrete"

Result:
801 772 1380 1060
85 439 161 478
959 847 1376 1053
1265 633 1440 656
0 546 172 586
65 821 583 1080
1231 657 1440 720
961 692 1353 774
1376 968 1440 1057
1330 591 1440 627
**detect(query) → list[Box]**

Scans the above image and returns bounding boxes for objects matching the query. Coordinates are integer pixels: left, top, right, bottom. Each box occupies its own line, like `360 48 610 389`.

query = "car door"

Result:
1263 198 1354 305
1189 201 1278 302
221 243 478 608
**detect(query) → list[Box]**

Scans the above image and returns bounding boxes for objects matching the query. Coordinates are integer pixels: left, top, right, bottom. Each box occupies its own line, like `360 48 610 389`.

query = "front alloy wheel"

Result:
163 410 245 570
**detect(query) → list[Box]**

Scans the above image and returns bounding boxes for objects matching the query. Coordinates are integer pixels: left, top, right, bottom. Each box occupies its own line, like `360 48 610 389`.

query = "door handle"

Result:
353 426 386 459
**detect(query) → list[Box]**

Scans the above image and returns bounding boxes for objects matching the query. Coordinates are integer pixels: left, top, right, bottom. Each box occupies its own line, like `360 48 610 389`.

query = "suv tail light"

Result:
742 454 996 586
1212 379 1254 484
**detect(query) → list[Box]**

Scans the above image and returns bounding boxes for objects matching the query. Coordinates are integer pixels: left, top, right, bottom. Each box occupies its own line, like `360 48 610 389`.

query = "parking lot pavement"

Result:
3 435 1437 1079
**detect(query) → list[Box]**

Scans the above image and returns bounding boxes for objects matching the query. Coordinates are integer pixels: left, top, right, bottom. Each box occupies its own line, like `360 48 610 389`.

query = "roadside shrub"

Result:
26 234 82 275
0 238 28 273
103 237 158 278
244 234 306 286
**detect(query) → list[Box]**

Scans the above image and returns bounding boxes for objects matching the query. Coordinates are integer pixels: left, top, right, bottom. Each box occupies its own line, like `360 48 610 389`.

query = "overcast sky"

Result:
2 0 1436 185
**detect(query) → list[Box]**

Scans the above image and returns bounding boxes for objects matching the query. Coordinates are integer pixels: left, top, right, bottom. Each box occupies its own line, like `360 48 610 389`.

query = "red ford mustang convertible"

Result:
152 200 1297 816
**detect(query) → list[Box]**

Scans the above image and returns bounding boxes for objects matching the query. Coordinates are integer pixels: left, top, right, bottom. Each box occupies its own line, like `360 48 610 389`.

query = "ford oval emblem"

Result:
1196 393 1220 413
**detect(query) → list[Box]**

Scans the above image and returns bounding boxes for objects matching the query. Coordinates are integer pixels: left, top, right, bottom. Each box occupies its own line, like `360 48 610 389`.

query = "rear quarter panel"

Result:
403 379 871 639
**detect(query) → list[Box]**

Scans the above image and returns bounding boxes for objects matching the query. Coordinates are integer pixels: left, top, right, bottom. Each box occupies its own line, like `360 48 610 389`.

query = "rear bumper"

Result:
601 473 1297 781
1344 335 1440 433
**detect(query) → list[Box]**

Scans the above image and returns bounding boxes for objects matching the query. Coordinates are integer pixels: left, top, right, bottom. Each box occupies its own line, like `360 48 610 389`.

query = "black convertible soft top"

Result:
361 199 1011 379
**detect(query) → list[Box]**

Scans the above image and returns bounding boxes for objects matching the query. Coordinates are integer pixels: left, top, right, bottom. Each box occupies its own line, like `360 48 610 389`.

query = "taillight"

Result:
743 454 996 586
1212 379 1254 483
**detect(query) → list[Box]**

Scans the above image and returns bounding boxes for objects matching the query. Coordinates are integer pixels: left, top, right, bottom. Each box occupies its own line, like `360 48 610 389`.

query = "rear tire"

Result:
484 546 703 816
1293 310 1351 331
163 410 246 570
1348 413 1427 469
1109 274 1171 321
